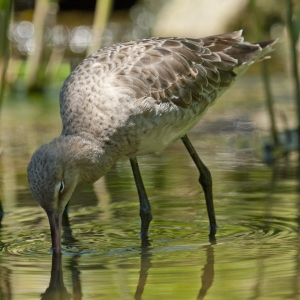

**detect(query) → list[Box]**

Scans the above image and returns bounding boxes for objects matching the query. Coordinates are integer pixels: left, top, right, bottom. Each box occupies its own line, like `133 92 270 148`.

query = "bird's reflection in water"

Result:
134 239 152 300
41 254 83 300
197 245 215 300
67 256 83 300
41 254 72 300
42 208 215 299
135 239 215 300
41 207 82 300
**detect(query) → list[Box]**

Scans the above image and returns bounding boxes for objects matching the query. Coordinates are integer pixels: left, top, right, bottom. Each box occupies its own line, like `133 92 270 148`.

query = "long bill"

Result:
46 211 62 254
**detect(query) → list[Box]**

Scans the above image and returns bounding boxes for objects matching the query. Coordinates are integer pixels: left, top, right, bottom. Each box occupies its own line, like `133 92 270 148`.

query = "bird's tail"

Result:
226 37 277 76
226 39 276 65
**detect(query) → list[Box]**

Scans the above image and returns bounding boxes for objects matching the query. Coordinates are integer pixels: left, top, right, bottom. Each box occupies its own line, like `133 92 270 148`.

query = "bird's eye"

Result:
59 181 64 193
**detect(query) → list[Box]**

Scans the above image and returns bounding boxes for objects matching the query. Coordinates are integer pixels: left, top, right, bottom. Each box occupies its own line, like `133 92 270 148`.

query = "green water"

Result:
0 75 299 299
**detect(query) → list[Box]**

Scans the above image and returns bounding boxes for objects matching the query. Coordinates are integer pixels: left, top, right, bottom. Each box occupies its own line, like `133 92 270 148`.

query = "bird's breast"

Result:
120 100 211 156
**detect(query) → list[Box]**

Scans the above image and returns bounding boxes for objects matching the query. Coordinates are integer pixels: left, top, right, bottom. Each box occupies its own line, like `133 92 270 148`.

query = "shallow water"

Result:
0 75 299 299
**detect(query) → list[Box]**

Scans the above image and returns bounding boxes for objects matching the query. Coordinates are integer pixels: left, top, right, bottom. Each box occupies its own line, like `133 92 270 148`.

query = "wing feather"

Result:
64 31 276 112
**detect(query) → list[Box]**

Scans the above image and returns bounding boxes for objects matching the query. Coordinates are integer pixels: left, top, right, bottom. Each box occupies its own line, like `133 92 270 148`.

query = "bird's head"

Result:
27 138 80 254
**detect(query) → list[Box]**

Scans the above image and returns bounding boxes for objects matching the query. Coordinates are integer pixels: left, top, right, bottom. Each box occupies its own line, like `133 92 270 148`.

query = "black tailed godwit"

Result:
27 31 276 254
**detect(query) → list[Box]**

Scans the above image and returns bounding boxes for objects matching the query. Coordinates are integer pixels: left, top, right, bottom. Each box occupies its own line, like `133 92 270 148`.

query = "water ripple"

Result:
217 215 298 244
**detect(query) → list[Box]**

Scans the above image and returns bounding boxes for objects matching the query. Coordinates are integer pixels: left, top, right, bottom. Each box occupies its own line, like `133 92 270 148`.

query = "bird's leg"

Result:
62 202 77 244
130 157 152 241
62 202 69 219
181 135 217 237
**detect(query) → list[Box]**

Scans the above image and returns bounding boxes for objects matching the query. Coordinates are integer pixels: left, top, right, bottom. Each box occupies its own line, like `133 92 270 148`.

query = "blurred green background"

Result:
1 0 300 150
0 0 297 90
0 1 300 299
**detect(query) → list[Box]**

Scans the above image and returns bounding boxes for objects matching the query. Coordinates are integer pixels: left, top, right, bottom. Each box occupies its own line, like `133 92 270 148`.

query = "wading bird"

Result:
27 31 276 254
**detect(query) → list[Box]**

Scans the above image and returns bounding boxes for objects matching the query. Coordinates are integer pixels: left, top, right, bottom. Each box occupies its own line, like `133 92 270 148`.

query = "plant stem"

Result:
0 0 13 111
286 0 300 159
87 0 113 56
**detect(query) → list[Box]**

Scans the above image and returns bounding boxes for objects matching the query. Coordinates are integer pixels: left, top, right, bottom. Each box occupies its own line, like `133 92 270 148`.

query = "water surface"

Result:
0 75 299 299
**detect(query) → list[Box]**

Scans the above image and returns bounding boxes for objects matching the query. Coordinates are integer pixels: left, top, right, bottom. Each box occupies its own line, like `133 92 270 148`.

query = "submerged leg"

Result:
181 134 217 237
130 157 152 240
62 202 77 244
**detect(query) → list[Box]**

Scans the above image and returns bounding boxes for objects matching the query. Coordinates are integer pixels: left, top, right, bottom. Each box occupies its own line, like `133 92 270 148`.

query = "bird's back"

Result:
59 31 275 156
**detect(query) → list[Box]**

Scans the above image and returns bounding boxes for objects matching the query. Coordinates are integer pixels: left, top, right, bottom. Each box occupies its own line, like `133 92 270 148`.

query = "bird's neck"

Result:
55 135 119 183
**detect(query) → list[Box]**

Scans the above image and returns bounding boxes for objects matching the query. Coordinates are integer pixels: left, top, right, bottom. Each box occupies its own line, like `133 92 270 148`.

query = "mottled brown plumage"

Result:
27 31 276 253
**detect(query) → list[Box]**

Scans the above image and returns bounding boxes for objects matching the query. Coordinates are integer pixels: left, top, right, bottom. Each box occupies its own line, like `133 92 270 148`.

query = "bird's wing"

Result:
108 31 272 109
61 31 275 111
